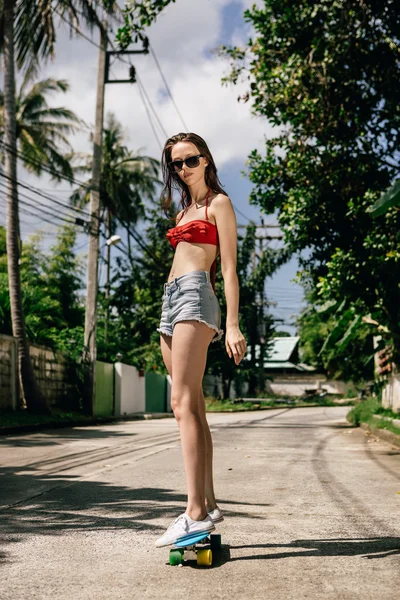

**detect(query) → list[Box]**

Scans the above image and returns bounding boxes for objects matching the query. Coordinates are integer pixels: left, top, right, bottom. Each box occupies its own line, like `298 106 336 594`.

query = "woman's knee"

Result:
171 390 201 422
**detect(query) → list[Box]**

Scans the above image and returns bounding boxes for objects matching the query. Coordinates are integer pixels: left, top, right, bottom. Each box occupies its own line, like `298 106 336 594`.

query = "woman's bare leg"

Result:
160 327 217 518
169 321 214 521
198 387 217 512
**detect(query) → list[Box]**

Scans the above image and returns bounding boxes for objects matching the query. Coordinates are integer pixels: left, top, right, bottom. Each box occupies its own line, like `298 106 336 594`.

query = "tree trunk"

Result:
3 0 50 414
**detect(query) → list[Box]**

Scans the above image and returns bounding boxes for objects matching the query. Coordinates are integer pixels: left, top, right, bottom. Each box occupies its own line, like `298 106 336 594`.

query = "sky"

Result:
2 0 306 333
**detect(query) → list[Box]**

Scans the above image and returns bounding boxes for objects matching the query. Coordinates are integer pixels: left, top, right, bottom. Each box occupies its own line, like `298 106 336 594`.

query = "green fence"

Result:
94 361 114 416
145 372 167 413
93 363 168 416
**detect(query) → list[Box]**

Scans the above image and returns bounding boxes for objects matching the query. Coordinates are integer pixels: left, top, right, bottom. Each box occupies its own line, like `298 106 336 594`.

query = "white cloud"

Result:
36 0 272 171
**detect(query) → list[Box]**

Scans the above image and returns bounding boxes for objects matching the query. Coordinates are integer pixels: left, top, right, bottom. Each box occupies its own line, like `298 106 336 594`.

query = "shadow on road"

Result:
169 543 231 569
0 477 267 565
0 425 138 447
230 537 400 560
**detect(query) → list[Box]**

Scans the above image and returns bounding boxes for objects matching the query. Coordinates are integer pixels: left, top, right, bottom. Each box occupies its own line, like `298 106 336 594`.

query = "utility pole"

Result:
83 29 149 414
83 21 107 415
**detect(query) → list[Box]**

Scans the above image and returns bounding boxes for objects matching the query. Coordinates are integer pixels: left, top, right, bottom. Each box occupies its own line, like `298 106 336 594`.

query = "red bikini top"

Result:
166 191 219 290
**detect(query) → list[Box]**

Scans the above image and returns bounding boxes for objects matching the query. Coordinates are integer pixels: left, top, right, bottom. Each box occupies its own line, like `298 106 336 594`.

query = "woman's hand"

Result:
225 325 247 365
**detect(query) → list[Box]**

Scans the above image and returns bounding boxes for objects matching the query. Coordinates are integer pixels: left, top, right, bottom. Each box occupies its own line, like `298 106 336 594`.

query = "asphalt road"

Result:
0 406 399 599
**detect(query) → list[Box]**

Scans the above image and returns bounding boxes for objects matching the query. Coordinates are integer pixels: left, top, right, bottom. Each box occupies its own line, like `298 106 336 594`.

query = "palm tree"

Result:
2 0 119 413
71 112 161 341
0 74 83 180
71 113 160 233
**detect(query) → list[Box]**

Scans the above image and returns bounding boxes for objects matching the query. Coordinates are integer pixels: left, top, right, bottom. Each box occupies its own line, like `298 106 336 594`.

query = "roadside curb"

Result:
360 422 400 448
207 401 354 413
0 404 353 436
0 412 174 436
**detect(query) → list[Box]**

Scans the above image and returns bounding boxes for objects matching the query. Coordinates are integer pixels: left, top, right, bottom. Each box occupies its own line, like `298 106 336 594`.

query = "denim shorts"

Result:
157 270 224 343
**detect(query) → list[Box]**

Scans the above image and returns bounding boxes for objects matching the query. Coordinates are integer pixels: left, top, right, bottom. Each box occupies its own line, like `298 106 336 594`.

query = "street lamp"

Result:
106 234 121 246
105 234 121 344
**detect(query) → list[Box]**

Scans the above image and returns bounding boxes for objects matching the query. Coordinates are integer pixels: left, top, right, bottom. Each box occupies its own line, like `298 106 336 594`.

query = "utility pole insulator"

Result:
142 36 149 53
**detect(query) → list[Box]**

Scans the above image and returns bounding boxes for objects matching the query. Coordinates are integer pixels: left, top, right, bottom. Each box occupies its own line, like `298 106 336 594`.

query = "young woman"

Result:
155 132 246 547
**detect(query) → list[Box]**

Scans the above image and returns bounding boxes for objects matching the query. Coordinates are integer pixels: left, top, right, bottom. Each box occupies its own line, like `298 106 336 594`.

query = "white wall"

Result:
382 371 400 413
166 375 172 412
114 363 145 415
267 380 347 397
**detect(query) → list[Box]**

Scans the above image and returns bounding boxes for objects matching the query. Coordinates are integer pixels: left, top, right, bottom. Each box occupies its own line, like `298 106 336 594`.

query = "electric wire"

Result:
55 13 256 225
0 140 98 193
112 51 167 147
0 189 87 230
135 71 168 139
0 192 83 230
127 225 167 272
149 45 189 131
0 171 95 223
108 11 189 131
135 77 164 151
54 8 102 50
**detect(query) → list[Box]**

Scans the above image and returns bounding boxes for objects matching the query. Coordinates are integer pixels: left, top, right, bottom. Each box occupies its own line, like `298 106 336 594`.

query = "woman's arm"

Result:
212 194 247 365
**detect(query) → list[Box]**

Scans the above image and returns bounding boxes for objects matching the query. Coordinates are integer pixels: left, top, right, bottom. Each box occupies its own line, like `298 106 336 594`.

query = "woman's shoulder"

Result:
209 192 233 217
210 192 233 209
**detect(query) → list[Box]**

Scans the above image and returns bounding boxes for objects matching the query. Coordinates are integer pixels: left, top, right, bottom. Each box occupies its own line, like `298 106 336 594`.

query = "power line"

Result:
0 192 84 230
112 52 167 147
0 171 95 222
108 10 188 131
54 8 102 50
135 71 168 138
149 45 189 131
0 186 87 229
0 140 97 193
135 76 164 151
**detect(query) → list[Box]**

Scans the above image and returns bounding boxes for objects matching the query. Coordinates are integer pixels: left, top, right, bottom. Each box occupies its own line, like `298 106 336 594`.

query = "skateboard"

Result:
168 532 222 567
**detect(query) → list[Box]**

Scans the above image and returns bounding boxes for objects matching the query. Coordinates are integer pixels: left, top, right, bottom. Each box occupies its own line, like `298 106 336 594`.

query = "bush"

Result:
347 397 379 426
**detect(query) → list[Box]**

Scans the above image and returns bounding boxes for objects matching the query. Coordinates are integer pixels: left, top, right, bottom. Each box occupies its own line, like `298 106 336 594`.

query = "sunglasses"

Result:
169 154 204 172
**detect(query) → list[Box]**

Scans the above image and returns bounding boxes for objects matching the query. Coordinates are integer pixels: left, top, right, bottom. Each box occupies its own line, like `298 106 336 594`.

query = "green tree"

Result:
97 206 173 368
0 226 85 347
297 293 374 382
117 0 176 48
71 112 160 260
208 224 286 398
71 112 160 344
0 74 83 180
1 0 119 413
99 208 285 398
222 0 400 364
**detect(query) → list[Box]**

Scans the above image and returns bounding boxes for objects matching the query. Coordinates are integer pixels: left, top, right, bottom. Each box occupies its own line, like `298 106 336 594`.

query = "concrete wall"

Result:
266 378 347 397
114 362 145 415
0 335 79 411
29 344 73 408
382 371 400 413
0 335 18 410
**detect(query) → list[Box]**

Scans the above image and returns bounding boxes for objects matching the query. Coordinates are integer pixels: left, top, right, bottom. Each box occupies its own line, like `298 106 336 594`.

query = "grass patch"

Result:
205 395 347 412
347 397 400 436
205 398 279 412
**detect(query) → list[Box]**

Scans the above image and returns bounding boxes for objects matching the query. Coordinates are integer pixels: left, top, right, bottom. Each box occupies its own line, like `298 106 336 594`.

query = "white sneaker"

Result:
155 513 215 548
208 506 224 523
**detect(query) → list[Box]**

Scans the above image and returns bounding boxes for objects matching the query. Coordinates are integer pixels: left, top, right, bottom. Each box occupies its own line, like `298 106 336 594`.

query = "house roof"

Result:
268 337 300 362
264 361 306 371
246 337 316 371
246 337 299 363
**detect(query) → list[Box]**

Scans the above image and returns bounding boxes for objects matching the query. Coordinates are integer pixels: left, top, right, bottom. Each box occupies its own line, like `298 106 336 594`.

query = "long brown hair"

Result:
160 132 228 219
